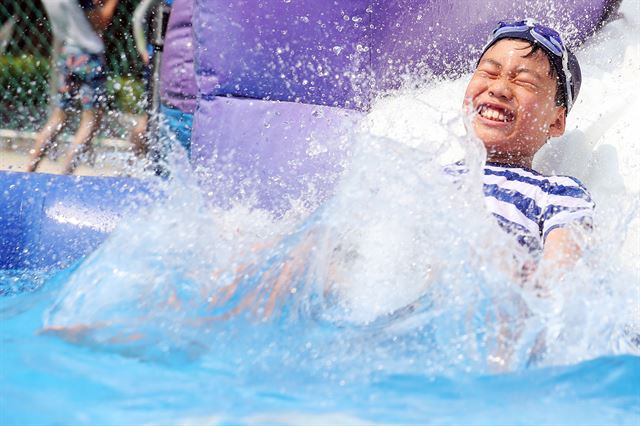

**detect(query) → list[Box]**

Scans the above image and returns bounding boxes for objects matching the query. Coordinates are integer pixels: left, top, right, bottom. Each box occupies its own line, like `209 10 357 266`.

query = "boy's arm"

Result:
539 180 594 271
86 0 119 33
541 227 583 269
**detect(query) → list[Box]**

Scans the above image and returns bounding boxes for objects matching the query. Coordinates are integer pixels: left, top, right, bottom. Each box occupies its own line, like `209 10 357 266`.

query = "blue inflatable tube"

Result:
0 171 153 270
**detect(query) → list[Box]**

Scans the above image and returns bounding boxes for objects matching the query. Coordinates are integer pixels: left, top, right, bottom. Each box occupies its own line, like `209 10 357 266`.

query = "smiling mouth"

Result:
476 104 515 123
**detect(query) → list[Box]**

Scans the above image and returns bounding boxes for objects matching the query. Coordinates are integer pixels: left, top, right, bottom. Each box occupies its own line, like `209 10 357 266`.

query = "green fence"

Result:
0 0 145 135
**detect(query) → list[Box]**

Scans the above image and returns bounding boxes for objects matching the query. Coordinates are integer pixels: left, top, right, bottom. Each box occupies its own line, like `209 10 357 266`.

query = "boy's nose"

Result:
487 78 513 102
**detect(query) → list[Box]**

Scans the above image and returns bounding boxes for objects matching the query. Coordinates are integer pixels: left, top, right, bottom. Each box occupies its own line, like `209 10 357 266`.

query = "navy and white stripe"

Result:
482 162 594 250
444 161 594 251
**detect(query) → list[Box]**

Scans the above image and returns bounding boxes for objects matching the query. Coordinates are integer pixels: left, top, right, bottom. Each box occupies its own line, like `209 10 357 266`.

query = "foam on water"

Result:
2 1 640 424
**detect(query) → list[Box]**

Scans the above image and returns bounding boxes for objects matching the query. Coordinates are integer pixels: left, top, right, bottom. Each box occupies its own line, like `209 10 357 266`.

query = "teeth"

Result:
479 106 510 122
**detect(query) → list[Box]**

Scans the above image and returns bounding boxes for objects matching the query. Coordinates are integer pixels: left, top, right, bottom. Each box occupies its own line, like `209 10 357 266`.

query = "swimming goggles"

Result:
487 19 575 111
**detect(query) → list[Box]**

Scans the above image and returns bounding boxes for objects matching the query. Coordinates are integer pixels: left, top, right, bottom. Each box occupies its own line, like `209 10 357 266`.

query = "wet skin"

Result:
464 39 566 167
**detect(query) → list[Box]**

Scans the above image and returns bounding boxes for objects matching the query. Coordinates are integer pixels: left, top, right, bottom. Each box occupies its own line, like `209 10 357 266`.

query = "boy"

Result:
26 0 118 174
465 19 594 269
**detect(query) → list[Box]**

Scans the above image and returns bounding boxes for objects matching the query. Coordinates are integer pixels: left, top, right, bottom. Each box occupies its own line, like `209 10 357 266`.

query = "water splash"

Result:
41 87 630 378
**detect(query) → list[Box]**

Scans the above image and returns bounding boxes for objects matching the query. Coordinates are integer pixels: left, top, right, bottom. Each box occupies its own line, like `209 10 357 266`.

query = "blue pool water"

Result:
1 265 639 425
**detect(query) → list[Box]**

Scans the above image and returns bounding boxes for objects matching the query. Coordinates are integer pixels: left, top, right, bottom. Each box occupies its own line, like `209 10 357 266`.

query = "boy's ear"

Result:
548 106 566 138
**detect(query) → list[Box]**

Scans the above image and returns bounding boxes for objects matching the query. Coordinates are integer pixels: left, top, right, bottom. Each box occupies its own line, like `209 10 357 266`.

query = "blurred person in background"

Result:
128 0 197 176
26 0 118 174
129 0 196 177
127 0 156 160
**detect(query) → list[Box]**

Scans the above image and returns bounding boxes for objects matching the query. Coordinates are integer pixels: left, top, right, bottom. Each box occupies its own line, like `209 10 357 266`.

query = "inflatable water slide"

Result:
0 0 619 271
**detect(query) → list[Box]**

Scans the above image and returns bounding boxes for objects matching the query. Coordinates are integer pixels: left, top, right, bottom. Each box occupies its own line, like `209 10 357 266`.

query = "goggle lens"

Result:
493 20 565 56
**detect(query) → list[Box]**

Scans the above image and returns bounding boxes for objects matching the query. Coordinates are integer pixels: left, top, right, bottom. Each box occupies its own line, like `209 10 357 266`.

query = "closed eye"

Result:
477 69 499 78
514 79 538 89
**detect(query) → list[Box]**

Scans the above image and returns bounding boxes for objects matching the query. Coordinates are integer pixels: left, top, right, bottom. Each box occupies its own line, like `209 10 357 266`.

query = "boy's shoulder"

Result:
484 162 591 197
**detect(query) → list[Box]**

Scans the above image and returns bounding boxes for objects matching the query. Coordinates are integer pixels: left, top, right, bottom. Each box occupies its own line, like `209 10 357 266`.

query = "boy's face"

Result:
464 39 566 164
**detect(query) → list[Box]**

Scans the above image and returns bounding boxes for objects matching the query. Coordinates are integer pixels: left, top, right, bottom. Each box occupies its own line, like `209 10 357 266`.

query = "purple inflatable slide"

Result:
189 0 619 211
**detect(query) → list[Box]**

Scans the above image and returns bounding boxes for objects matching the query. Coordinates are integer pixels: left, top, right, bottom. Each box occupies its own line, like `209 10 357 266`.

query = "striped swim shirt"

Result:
448 161 595 252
